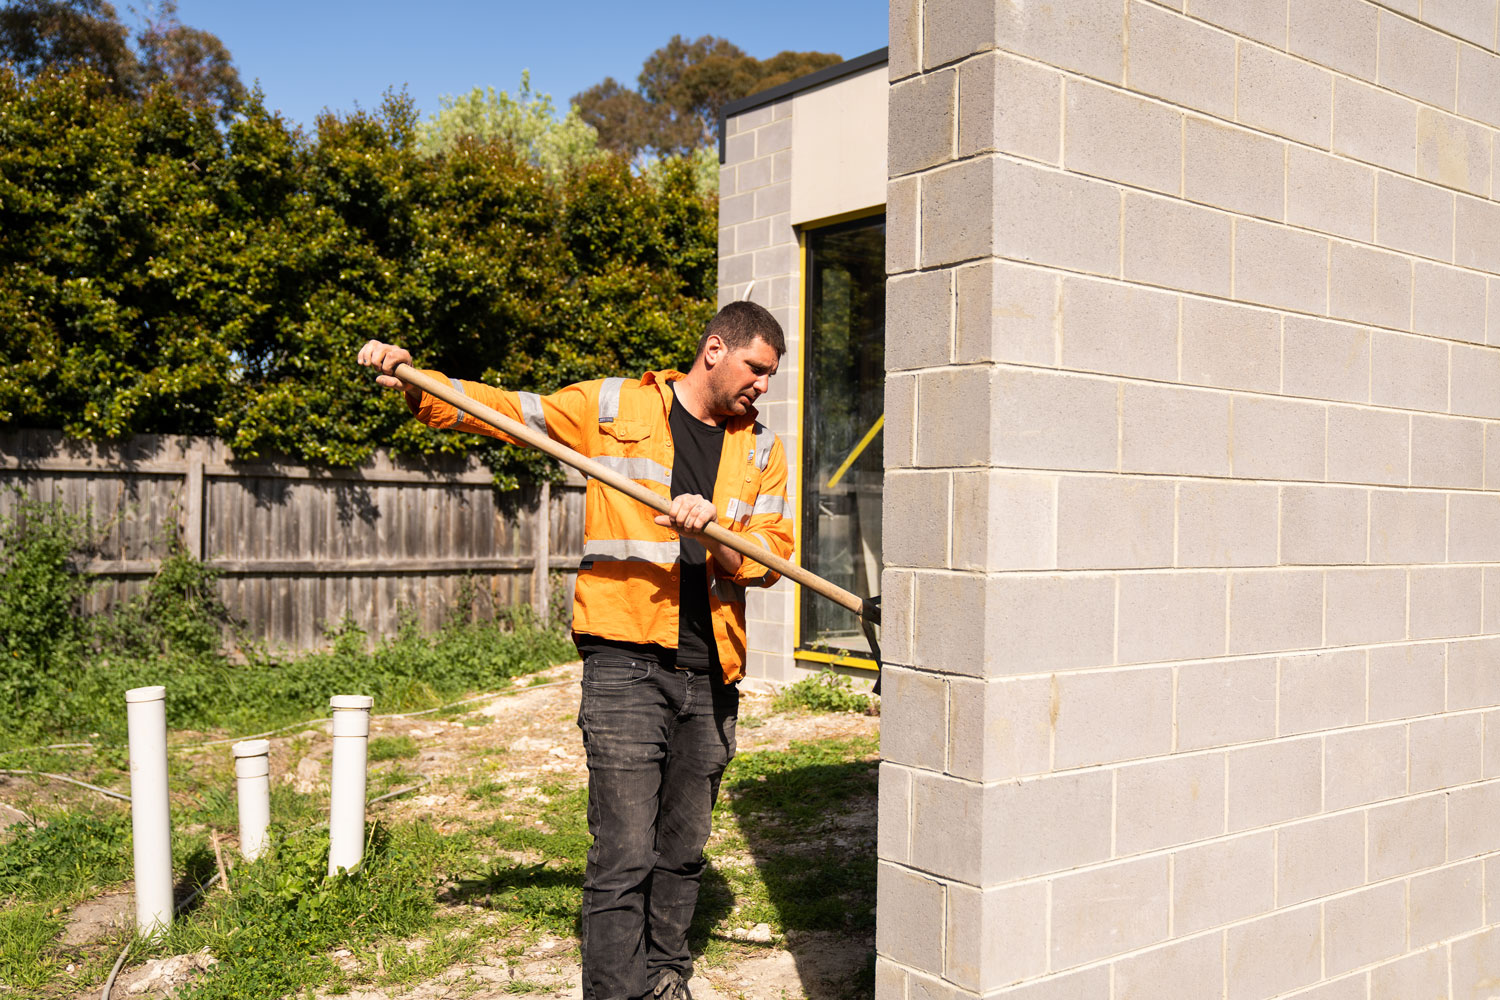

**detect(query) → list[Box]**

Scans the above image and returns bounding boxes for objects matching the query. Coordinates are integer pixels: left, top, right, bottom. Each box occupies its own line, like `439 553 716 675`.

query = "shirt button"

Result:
745 476 752 483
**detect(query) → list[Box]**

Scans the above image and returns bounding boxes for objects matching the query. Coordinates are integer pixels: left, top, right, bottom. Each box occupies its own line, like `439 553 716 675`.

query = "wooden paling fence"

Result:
0 430 585 651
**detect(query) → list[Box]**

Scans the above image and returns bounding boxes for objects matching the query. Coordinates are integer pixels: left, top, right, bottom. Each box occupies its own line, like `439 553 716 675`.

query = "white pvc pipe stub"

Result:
232 739 272 862
327 695 374 875
125 685 173 938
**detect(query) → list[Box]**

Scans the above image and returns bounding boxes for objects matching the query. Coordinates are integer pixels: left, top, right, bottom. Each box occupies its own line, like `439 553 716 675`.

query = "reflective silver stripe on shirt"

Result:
753 421 775 471
711 577 746 604
597 377 627 423
448 378 468 428
752 494 792 518
581 539 682 564
724 494 792 523
591 455 671 487
518 391 547 435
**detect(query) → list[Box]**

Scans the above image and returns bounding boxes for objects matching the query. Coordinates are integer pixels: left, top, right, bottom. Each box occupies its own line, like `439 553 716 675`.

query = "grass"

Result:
368 735 421 762
0 502 880 996
0 723 881 998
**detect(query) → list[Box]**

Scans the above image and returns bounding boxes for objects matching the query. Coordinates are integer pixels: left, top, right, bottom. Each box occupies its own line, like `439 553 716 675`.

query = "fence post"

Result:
532 479 550 624
327 695 373 875
232 739 271 861
125 685 173 938
183 441 206 559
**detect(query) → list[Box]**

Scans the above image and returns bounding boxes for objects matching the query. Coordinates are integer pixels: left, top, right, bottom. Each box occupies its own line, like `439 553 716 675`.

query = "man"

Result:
356 300 794 1000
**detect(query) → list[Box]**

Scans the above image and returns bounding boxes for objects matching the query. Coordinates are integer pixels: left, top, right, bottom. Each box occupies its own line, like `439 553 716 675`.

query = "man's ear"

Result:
701 333 726 367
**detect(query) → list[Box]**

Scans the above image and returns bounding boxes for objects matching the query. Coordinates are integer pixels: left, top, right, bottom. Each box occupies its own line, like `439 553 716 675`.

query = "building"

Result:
719 48 891 689
723 1 1500 998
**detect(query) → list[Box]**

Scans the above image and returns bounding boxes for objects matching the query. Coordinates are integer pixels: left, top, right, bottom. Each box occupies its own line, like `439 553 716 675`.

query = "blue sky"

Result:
175 1 889 132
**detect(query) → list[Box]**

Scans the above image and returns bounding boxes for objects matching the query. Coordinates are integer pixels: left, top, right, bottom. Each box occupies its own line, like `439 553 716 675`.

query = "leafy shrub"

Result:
0 67 716 488
771 670 875 715
0 496 93 718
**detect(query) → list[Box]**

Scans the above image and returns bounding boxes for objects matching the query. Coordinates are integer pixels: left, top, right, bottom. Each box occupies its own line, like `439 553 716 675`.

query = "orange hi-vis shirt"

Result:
410 368 795 684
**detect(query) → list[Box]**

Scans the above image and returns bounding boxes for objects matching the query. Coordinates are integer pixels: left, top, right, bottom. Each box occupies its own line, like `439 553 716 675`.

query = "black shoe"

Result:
651 969 692 1000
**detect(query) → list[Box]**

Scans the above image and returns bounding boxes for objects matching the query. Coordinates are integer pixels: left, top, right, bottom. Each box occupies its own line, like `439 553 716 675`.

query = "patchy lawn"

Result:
0 660 880 1000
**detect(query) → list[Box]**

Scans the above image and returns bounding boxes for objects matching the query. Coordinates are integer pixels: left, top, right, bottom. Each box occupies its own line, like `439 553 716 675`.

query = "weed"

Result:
0 809 133 902
771 670 875 715
163 823 438 1000
369 735 420 762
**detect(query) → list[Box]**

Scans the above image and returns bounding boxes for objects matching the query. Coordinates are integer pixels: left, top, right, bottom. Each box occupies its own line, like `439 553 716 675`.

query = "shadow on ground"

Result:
702 746 879 999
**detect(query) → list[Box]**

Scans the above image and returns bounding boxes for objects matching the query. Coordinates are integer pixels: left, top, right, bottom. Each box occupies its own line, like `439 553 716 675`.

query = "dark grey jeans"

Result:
577 653 738 1000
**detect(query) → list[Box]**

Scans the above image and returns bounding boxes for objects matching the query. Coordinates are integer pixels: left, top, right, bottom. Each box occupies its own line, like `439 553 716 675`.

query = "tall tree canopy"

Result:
0 67 716 487
573 35 841 160
0 0 244 119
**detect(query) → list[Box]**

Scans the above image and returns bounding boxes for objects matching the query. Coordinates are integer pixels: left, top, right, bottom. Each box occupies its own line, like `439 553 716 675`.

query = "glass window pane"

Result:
800 217 885 656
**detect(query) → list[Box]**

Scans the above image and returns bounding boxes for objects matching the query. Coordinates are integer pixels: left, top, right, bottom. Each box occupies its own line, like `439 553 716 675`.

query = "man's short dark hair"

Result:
694 301 786 361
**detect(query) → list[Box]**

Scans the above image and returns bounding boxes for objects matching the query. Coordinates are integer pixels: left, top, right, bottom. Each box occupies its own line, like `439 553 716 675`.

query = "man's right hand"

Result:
357 341 421 405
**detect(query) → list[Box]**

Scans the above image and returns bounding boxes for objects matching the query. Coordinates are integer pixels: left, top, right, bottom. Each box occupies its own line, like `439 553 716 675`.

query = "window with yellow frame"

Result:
796 213 885 667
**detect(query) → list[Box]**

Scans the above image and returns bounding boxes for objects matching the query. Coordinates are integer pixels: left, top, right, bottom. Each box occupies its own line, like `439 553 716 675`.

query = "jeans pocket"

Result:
581 655 652 688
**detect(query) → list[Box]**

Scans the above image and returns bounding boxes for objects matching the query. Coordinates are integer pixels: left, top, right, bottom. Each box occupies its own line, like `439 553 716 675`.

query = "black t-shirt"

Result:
573 387 725 671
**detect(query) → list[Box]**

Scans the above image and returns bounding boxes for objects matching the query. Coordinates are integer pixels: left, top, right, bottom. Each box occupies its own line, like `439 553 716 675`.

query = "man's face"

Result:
705 335 780 417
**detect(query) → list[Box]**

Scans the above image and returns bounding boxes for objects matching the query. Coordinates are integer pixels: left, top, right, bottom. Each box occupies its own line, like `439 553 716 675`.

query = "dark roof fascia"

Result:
717 46 889 164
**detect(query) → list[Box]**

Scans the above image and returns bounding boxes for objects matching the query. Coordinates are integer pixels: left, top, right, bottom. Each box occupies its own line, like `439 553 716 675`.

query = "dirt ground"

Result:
82 660 881 1000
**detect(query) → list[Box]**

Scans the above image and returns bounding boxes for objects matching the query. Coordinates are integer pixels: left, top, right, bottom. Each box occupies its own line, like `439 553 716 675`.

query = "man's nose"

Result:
754 374 769 394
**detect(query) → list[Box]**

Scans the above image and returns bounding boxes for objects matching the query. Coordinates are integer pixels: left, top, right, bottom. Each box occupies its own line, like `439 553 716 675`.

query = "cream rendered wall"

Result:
879 0 1500 998
720 62 888 688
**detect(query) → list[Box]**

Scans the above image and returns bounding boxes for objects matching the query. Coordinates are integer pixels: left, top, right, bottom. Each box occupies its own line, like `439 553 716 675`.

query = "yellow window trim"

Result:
794 649 881 672
792 211 885 671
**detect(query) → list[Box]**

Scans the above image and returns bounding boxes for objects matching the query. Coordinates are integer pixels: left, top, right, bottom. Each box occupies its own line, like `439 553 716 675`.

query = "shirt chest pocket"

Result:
600 419 652 451
598 419 671 489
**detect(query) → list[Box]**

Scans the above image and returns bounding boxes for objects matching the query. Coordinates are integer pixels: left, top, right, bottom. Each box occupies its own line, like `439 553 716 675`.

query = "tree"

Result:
574 34 842 160
0 67 717 488
135 0 245 121
417 72 605 176
0 0 136 92
0 0 243 118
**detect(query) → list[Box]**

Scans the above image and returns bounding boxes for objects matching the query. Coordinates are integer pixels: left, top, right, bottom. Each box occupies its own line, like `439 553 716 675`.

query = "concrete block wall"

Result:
881 1 1500 997
720 99 802 685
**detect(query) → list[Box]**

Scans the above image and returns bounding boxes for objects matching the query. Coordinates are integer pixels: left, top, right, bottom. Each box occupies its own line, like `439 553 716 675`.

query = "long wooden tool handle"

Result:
392 364 876 622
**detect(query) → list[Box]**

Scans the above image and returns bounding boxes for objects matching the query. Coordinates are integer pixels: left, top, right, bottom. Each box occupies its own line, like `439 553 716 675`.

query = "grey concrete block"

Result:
890 70 957 177
887 269 954 371
875 862 946 970
921 158 994 267
957 51 1061 164
955 260 1058 368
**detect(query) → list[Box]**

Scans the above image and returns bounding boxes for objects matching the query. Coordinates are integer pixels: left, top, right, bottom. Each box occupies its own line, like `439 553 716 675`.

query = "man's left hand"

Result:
655 494 717 534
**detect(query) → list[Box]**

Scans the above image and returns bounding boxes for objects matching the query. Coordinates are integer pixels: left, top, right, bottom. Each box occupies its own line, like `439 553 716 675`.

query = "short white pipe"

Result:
232 739 271 861
125 685 173 938
327 695 373 875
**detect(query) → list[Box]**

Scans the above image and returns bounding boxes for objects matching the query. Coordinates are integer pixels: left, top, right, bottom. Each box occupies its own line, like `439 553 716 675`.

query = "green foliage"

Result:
0 496 93 717
0 67 716 488
165 825 437 1000
367 734 418 762
574 34 843 159
0 0 244 119
417 72 607 176
770 670 874 715
95 530 233 659
0 808 132 902
0 902 67 991
0 499 575 745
